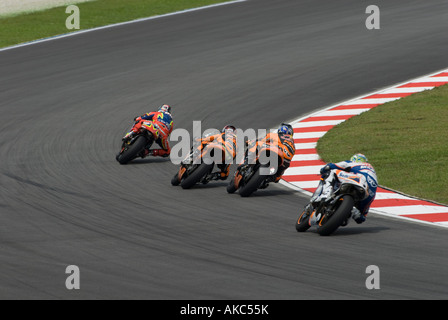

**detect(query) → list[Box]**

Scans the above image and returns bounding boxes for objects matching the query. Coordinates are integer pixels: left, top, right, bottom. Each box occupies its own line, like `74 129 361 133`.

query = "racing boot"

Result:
151 149 170 158
351 207 366 224
141 149 150 158
217 164 230 180
210 166 229 181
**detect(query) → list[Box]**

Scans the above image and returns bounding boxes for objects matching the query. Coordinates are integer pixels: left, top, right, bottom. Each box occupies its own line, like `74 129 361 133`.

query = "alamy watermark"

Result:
65 5 380 32
170 121 271 165
365 5 380 30
65 265 80 290
365 265 380 290
63 264 380 292
167 121 289 175
66 5 80 30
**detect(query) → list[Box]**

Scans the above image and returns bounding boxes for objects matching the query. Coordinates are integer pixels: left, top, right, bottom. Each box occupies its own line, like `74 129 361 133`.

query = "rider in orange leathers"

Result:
235 123 296 183
194 125 237 180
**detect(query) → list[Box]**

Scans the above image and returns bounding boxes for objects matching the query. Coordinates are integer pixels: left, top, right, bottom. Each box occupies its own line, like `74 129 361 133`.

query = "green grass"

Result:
317 84 448 205
0 0 232 48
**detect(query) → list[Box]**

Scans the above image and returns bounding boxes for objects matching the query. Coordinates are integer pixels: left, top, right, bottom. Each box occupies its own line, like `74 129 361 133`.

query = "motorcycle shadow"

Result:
236 188 298 197
306 225 389 236
187 182 229 189
126 158 171 165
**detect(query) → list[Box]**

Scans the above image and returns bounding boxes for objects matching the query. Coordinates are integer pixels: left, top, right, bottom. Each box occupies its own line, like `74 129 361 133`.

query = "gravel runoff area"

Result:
0 0 95 17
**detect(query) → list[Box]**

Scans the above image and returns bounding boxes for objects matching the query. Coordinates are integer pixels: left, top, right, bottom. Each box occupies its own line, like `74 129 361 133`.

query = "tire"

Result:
180 163 213 189
226 177 237 194
238 166 267 197
317 195 354 236
117 135 147 165
226 170 243 194
295 206 312 232
171 172 181 186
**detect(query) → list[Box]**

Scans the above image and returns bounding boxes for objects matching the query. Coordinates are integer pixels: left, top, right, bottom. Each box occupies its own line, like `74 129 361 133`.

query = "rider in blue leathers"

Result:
311 153 378 224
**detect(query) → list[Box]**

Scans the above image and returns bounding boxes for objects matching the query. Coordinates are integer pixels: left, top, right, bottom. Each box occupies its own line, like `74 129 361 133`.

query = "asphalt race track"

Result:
1 0 448 300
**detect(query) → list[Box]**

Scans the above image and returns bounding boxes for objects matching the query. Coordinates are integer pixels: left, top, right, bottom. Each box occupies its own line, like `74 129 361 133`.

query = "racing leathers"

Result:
125 111 173 157
313 160 378 224
240 132 296 182
196 130 238 180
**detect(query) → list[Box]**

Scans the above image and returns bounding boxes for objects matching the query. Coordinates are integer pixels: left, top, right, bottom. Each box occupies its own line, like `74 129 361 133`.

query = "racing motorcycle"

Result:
116 120 156 164
227 137 295 197
171 133 237 189
295 168 369 236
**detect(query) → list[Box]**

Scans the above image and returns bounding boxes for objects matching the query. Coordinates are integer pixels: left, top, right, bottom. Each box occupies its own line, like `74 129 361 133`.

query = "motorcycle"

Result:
227 137 295 197
295 168 369 236
171 133 237 189
116 120 156 164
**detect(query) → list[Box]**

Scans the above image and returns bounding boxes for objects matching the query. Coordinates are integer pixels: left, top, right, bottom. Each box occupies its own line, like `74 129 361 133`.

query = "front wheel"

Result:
171 167 186 186
226 171 242 194
316 195 354 236
226 178 237 194
171 172 181 186
295 205 312 232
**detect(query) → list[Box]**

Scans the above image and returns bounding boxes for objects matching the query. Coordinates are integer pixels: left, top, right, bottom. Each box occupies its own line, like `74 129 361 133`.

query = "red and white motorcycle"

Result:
116 120 158 164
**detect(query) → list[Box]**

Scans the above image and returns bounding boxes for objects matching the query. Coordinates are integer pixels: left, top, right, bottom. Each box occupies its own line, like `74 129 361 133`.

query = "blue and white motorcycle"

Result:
295 167 370 236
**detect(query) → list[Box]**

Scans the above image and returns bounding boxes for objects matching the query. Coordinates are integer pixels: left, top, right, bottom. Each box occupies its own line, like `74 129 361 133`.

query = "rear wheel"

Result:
117 135 147 164
180 163 214 189
238 165 267 197
317 195 354 236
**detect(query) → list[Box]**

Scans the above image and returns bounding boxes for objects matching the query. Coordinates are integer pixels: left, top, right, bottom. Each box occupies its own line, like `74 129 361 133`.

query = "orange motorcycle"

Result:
171 132 237 189
227 133 295 197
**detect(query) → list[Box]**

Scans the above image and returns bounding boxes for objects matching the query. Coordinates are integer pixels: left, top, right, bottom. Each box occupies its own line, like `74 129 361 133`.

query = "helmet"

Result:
222 125 236 133
278 123 294 135
350 153 368 163
159 104 171 113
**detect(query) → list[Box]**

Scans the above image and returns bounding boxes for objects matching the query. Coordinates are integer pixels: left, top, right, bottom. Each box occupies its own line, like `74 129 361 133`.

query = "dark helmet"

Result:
159 104 171 113
278 123 293 135
222 125 236 133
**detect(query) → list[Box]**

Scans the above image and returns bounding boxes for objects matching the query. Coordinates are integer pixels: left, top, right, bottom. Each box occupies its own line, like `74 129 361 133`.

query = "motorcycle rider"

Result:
309 153 378 225
123 104 173 157
237 123 296 182
195 125 237 180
